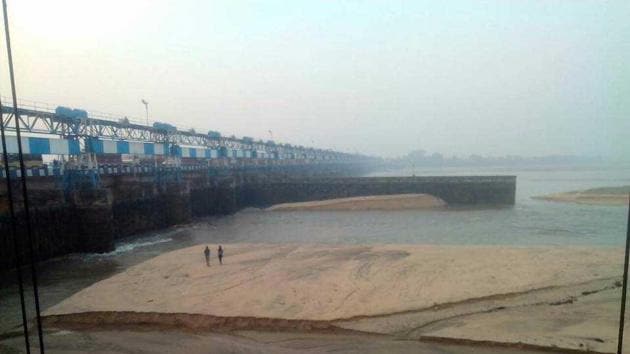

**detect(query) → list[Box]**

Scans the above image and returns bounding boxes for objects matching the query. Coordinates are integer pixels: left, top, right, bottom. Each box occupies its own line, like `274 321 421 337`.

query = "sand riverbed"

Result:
43 243 626 353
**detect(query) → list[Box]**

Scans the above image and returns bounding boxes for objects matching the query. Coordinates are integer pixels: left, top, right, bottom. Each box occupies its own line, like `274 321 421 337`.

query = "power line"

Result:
2 0 45 352
0 91 30 354
617 193 630 354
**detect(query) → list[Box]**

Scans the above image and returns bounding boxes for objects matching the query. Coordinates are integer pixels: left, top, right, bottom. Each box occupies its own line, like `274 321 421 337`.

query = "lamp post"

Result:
141 99 149 126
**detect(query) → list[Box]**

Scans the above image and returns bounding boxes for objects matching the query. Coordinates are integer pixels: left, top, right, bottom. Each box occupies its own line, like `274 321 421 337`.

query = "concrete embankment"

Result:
239 175 516 207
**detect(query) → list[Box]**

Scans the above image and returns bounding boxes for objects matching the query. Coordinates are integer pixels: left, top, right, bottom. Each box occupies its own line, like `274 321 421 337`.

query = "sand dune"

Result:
266 194 446 211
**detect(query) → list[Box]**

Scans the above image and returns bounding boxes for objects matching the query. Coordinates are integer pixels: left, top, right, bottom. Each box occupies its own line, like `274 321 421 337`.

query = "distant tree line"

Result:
382 149 604 168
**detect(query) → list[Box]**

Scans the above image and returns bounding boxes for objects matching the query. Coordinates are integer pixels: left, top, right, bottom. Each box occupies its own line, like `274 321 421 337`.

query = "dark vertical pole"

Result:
1 0 44 352
618 194 630 354
0 107 31 353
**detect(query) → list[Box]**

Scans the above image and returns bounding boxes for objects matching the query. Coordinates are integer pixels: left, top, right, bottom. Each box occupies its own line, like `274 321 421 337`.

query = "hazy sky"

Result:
0 0 627 158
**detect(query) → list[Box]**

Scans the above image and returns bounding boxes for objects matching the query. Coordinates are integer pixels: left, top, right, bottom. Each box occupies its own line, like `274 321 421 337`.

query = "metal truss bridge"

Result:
0 105 365 163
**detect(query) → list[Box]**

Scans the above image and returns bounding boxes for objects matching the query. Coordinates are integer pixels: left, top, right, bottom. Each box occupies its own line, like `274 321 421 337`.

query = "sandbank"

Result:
266 194 446 211
43 243 625 353
533 186 630 206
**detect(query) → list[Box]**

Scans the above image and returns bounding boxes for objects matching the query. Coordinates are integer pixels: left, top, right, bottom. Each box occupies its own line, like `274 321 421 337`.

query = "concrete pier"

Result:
238 176 516 207
0 169 515 271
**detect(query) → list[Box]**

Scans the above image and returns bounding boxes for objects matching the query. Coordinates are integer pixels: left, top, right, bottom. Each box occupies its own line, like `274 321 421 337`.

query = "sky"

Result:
0 0 627 158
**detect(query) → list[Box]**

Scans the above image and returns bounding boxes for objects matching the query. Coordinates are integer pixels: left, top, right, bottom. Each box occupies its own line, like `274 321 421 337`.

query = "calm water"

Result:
1 164 629 333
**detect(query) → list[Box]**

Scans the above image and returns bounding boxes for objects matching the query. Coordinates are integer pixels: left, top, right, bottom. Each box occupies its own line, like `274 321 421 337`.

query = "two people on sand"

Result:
204 245 224 266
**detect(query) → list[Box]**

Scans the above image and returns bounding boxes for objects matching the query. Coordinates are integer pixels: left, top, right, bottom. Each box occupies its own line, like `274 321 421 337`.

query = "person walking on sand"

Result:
218 245 224 265
204 246 210 266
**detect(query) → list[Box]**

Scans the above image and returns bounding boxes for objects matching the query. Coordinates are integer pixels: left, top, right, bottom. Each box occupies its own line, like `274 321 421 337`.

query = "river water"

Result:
1 164 629 334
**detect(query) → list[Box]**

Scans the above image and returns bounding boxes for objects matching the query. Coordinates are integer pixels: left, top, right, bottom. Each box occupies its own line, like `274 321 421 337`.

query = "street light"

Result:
141 99 149 126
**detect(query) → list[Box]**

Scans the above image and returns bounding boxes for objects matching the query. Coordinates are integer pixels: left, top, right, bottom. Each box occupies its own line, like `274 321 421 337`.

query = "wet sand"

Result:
0 329 561 354
42 243 625 353
266 194 446 211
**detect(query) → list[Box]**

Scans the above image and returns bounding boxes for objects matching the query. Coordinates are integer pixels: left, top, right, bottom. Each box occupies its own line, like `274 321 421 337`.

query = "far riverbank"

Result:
533 185 630 206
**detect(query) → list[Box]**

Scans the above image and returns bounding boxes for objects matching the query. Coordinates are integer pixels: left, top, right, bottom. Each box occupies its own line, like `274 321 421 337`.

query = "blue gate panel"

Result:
116 141 130 154
86 138 104 153
144 143 155 155
29 137 51 154
189 148 197 158
170 145 182 157
68 139 81 155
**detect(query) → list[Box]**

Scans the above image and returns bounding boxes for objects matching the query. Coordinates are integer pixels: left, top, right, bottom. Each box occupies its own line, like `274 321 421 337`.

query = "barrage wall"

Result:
238 176 516 207
0 171 515 271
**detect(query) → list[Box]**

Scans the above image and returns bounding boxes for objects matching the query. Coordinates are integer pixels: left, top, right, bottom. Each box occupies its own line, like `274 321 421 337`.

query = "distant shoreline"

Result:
266 194 447 211
532 185 629 206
